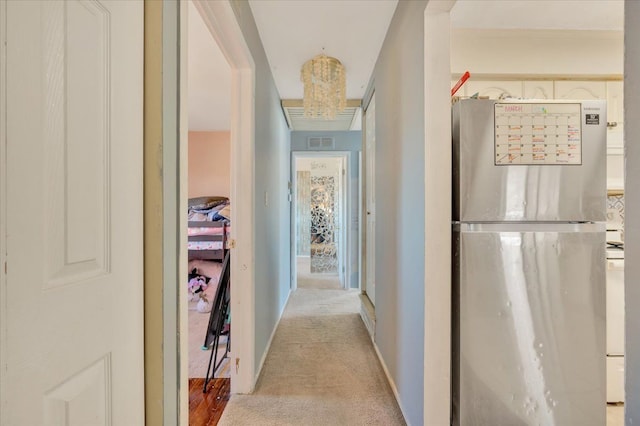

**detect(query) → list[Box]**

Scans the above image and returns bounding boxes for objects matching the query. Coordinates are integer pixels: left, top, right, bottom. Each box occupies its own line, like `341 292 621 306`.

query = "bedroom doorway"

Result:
180 0 256 414
186 0 234 394
292 152 350 290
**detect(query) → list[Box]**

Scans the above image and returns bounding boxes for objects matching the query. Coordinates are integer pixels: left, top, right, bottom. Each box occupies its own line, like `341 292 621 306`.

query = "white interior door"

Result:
365 94 376 306
2 1 144 424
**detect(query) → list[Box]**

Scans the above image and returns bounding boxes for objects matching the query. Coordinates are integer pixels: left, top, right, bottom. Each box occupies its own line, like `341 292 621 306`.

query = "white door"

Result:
364 95 376 305
1 1 144 425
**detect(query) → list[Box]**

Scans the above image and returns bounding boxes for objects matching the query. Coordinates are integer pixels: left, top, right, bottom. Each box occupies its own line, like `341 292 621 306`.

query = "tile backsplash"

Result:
607 194 624 230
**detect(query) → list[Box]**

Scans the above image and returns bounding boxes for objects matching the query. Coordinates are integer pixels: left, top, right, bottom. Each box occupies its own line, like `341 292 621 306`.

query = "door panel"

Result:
523 81 554 100
310 167 339 274
554 81 606 100
3 1 144 424
606 356 625 403
606 259 624 355
454 229 605 426
606 81 624 125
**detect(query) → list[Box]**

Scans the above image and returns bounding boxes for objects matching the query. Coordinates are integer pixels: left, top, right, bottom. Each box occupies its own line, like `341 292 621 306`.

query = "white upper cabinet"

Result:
464 80 523 99
606 81 624 125
523 81 554 100
554 81 607 100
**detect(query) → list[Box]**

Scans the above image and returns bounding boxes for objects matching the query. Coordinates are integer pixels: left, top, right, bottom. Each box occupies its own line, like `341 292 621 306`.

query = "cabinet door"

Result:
607 356 625 403
464 80 522 99
606 81 624 124
554 81 606 100
606 259 625 355
523 80 554 99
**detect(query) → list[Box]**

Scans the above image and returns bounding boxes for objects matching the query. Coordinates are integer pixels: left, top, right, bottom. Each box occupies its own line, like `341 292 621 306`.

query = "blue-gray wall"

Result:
230 1 291 376
625 1 640 423
367 1 427 424
291 130 362 288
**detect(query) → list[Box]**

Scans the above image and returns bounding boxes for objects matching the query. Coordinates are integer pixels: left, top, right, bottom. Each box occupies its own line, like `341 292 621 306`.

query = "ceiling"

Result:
248 0 398 100
188 0 624 131
249 0 397 131
451 0 623 31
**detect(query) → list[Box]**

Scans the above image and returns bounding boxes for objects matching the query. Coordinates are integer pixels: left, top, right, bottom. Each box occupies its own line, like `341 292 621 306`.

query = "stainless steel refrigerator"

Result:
452 99 606 426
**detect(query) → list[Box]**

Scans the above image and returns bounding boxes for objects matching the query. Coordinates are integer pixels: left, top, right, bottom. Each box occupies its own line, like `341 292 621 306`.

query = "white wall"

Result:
297 157 341 175
625 2 640 422
229 1 292 377
367 1 427 423
451 29 623 76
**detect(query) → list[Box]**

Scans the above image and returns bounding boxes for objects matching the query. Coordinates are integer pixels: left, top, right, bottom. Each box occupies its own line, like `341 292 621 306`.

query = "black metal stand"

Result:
203 252 231 393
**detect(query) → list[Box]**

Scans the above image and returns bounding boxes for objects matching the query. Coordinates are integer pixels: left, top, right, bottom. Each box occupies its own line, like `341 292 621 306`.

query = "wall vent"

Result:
281 99 362 131
307 137 335 149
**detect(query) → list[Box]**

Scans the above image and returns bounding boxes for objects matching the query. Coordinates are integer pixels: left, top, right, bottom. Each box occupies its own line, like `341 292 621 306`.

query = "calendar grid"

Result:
494 103 582 165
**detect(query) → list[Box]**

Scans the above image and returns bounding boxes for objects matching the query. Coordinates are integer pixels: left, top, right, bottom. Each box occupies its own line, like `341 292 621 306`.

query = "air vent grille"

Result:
308 137 335 149
281 99 362 131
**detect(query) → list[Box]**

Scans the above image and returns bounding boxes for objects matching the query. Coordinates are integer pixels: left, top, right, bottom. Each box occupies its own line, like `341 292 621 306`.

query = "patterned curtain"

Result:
310 175 338 274
296 171 311 256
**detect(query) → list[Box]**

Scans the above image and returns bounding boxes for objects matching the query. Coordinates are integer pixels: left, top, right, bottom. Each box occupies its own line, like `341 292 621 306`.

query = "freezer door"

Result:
452 228 605 426
452 99 606 222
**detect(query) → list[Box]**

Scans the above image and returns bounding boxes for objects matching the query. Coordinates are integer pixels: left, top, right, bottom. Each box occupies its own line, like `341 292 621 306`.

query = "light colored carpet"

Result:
218 277 405 425
297 256 341 290
188 260 230 379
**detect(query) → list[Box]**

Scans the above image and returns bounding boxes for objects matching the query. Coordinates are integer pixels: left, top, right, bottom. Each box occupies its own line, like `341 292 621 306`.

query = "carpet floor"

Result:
218 274 405 425
296 256 342 290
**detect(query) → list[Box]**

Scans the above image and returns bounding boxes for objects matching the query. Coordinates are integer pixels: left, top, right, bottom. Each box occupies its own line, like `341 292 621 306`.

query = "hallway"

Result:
218 277 405 425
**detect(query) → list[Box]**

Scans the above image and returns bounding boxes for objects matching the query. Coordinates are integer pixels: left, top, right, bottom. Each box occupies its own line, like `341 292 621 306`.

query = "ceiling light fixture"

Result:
300 53 346 120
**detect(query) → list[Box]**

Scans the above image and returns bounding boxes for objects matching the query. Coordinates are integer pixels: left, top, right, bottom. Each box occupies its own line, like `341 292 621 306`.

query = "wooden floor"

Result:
189 378 230 426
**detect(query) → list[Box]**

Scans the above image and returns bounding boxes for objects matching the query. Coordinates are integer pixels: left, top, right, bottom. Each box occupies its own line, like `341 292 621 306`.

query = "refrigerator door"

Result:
452 224 605 426
452 99 606 222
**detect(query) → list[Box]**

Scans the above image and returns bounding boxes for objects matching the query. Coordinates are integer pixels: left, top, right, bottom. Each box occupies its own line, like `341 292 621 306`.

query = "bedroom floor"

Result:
188 259 230 380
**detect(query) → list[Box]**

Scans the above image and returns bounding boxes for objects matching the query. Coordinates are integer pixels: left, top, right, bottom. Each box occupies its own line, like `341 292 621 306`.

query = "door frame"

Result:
291 151 351 290
424 1 456 424
362 90 376 305
0 0 7 415
187 0 256 396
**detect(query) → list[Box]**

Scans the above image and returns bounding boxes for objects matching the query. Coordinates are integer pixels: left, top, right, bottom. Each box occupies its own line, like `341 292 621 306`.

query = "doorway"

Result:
292 152 350 290
185 0 233 400
184 0 256 407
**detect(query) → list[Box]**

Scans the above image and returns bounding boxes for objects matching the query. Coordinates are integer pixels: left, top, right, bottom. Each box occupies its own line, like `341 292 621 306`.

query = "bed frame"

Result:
188 221 228 261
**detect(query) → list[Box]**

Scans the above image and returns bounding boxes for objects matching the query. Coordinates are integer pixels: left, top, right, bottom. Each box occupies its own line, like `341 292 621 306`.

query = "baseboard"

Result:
356 296 405 422
358 293 375 340
372 341 411 426
254 288 292 384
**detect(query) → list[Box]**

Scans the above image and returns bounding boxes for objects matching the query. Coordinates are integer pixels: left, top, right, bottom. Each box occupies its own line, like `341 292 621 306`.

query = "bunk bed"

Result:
188 196 231 261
